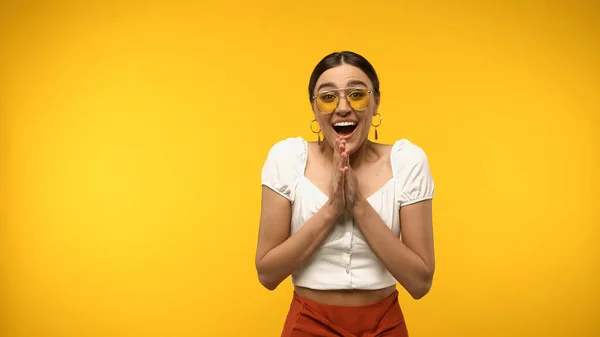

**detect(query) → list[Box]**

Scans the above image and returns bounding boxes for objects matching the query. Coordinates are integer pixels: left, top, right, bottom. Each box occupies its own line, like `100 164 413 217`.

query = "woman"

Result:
255 51 435 337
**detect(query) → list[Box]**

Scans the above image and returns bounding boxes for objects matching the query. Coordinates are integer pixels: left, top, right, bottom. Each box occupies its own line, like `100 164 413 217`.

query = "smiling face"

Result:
311 63 379 153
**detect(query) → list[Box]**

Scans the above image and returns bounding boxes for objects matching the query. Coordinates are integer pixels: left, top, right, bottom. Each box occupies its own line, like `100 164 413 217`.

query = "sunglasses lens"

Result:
315 89 370 113
347 89 370 110
315 92 339 113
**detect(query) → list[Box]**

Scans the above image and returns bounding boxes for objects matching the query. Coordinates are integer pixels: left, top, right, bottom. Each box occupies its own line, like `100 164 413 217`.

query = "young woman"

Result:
255 51 435 337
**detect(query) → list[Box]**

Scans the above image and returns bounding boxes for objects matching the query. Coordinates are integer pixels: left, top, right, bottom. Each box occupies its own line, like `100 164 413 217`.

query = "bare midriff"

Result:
294 285 397 306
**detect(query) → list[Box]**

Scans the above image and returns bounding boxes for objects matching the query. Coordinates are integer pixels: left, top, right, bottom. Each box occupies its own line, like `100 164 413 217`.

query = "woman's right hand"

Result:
329 137 348 217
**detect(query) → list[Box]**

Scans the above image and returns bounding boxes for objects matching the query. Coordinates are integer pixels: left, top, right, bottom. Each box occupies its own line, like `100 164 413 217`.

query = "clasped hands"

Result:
329 136 365 217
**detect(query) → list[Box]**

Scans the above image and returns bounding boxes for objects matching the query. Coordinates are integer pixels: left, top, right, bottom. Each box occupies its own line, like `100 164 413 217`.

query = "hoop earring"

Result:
371 113 382 140
310 119 322 145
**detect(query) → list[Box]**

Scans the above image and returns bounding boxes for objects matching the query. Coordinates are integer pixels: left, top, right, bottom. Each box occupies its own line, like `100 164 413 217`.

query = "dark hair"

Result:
308 51 380 102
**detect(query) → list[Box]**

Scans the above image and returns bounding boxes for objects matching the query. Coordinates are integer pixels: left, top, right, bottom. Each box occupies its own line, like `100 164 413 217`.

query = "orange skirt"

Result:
280 290 409 337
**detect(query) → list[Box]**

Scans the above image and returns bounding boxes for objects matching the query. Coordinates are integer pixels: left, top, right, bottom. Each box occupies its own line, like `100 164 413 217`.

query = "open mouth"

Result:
332 121 358 136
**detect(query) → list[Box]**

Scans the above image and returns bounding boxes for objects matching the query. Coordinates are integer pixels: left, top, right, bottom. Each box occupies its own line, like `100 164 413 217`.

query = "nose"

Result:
335 96 351 116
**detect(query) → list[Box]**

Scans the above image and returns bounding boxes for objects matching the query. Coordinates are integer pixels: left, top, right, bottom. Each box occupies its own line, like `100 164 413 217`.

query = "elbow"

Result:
409 270 434 300
256 264 280 291
258 274 279 291
409 280 432 300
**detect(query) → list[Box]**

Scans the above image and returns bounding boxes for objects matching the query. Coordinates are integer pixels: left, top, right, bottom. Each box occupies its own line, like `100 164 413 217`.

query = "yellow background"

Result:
1 1 598 336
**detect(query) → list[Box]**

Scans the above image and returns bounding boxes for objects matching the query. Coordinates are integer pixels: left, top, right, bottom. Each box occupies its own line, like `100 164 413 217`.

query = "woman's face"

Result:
311 64 379 154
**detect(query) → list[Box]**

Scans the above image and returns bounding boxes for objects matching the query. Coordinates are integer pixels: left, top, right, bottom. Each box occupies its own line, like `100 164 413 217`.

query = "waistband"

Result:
286 290 406 337
292 289 399 310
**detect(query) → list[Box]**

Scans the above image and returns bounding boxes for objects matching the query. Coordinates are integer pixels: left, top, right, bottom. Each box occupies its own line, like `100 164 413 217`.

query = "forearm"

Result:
257 201 339 290
352 199 434 299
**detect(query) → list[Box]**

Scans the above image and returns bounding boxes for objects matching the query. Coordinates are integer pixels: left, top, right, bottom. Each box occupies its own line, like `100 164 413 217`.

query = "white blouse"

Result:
261 137 434 290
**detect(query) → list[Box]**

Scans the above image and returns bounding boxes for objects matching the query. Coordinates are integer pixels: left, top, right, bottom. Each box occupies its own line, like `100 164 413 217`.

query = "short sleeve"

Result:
391 139 435 207
261 137 305 202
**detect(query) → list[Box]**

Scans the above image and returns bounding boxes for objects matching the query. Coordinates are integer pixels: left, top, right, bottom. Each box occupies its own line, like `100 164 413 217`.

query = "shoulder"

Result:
262 136 306 175
265 137 306 158
389 139 434 205
263 137 307 169
389 139 430 174
261 137 306 201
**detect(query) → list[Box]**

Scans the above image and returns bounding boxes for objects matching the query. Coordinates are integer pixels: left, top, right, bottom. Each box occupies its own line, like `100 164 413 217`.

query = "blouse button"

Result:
345 269 350 274
345 232 351 237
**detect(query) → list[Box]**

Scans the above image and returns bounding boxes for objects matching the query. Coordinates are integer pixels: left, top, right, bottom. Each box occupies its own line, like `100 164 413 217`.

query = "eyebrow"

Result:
347 80 368 88
316 82 336 92
316 80 369 93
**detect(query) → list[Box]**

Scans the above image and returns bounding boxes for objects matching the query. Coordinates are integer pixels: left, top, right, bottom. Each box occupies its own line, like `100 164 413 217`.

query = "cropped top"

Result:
260 137 434 290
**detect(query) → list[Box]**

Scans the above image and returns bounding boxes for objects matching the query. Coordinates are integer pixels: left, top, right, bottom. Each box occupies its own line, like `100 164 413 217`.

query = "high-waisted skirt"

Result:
280 290 409 337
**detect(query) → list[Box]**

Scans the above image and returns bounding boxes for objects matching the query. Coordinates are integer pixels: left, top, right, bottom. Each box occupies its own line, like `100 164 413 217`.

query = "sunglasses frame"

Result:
311 87 374 114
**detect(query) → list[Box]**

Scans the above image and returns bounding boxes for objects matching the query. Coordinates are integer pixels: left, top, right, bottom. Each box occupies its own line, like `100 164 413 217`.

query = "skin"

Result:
255 63 435 305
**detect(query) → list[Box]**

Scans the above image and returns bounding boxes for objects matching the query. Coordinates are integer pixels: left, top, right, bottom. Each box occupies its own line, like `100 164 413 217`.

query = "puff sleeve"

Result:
261 137 304 202
391 140 435 207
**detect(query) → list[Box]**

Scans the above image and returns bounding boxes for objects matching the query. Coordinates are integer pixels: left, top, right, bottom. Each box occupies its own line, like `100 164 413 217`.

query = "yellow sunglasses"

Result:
312 87 374 114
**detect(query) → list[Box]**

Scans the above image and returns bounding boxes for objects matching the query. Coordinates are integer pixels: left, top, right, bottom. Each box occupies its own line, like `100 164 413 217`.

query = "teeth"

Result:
333 121 357 127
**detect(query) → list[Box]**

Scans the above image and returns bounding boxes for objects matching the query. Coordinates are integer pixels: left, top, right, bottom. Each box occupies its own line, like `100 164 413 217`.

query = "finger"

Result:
341 165 350 175
340 152 347 168
344 153 349 168
342 167 349 183
335 138 342 153
339 168 346 183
